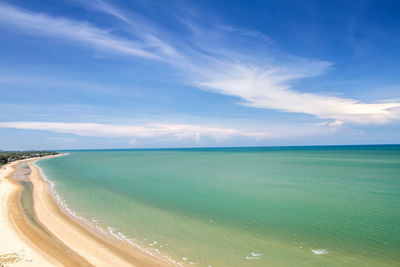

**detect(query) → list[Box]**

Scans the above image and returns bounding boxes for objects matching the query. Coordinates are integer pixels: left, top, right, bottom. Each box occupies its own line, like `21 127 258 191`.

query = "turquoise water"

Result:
37 146 400 266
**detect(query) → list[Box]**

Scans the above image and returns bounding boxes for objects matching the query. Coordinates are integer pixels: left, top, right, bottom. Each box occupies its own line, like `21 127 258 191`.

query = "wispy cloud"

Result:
0 2 163 60
195 62 400 124
79 0 181 59
0 121 338 143
0 1 399 126
0 121 240 139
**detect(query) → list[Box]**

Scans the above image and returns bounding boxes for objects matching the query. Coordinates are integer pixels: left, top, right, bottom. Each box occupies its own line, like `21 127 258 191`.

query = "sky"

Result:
0 0 399 150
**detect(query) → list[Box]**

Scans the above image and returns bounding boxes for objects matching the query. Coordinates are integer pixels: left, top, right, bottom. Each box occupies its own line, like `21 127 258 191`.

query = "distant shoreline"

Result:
2 155 168 266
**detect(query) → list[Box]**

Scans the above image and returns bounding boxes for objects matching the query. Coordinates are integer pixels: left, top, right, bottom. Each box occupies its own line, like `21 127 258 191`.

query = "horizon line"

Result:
3 143 399 152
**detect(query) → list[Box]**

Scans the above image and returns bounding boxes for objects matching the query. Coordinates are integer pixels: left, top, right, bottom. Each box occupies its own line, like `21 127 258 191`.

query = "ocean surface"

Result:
36 145 400 266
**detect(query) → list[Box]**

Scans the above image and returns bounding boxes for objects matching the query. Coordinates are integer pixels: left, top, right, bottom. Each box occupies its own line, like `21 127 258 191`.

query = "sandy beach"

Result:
0 161 54 266
0 155 168 267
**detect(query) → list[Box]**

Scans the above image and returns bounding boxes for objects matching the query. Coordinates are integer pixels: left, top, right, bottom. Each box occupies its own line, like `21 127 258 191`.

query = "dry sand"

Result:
1 156 169 266
0 161 55 266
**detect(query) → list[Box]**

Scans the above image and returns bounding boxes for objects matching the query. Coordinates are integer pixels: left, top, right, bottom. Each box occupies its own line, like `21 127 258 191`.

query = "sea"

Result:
36 145 400 266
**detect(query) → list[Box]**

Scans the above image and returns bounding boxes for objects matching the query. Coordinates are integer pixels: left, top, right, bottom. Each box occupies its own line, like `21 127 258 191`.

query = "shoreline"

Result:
0 159 55 266
2 155 169 266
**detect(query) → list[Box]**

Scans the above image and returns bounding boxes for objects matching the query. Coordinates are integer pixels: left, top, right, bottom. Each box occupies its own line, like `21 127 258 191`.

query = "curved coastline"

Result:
33 159 183 267
2 156 89 266
0 160 55 266
4 154 169 266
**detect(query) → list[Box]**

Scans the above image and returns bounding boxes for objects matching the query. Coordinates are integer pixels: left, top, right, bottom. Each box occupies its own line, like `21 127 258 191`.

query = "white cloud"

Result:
195 63 400 124
80 0 181 59
0 121 238 139
0 2 163 60
0 1 399 126
0 121 339 142
82 1 400 124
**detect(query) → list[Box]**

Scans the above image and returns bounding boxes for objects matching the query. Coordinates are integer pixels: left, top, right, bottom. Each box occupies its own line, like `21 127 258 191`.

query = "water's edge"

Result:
34 156 184 266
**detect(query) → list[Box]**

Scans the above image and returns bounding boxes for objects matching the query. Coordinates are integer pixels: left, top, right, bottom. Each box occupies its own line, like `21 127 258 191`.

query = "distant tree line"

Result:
0 151 59 167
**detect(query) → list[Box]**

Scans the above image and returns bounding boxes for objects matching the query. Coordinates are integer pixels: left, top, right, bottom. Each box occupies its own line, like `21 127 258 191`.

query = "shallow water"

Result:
12 162 31 180
37 146 400 266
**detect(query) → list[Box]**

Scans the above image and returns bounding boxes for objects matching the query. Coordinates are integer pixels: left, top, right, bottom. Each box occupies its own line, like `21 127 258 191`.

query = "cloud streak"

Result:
195 63 400 124
0 1 399 126
80 0 181 59
0 121 338 142
0 121 240 139
0 2 163 60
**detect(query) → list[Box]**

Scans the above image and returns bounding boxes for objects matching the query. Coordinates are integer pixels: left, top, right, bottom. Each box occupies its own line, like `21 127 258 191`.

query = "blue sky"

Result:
0 0 399 150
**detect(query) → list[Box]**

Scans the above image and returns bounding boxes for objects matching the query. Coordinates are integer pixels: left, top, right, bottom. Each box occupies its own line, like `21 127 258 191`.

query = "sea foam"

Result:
311 249 328 255
34 161 184 267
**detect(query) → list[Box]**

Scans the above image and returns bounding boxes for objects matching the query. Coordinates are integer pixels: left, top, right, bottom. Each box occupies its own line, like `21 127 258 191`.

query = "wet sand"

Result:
0 160 56 266
1 155 169 266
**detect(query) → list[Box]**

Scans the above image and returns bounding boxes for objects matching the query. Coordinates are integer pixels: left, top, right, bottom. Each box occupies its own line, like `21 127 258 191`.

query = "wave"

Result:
311 249 328 255
34 161 185 266
245 256 261 260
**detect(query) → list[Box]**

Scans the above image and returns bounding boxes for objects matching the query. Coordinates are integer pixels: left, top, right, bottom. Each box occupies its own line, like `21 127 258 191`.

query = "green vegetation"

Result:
0 151 59 167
